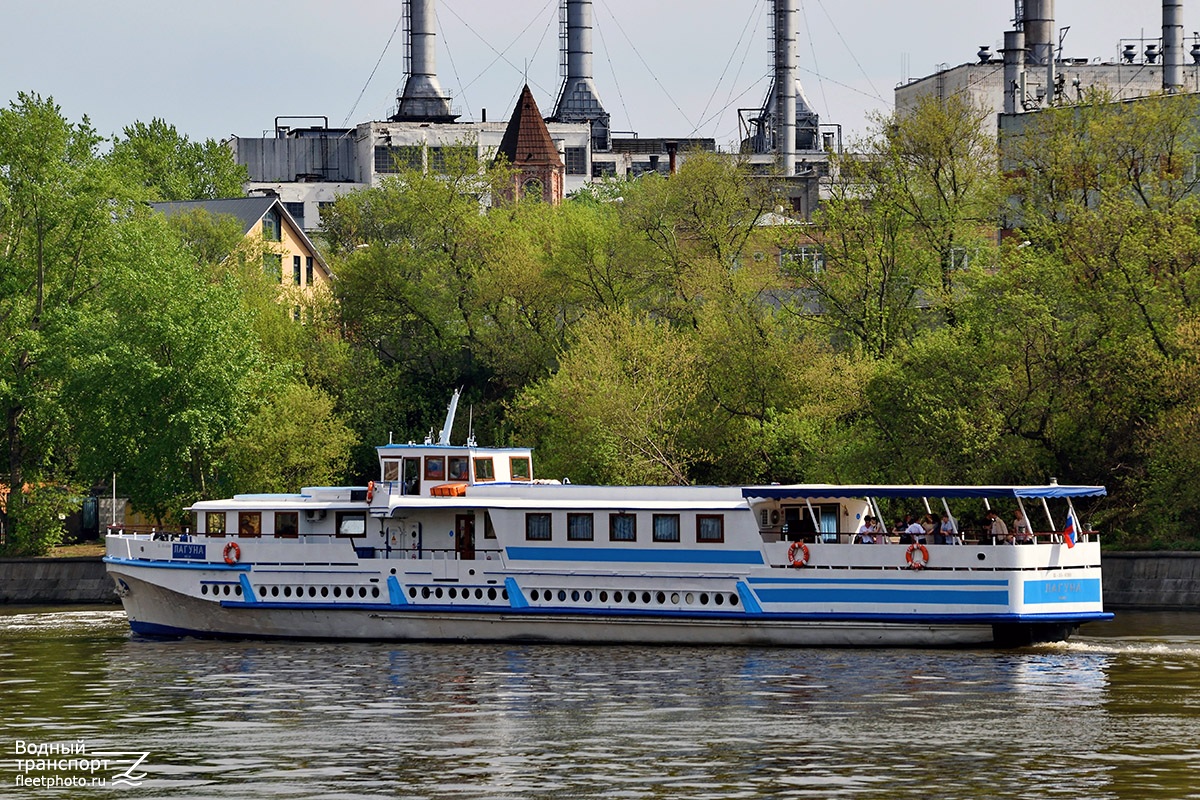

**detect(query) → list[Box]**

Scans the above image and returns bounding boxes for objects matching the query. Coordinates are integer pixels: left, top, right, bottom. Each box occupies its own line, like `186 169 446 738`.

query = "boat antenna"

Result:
438 388 461 445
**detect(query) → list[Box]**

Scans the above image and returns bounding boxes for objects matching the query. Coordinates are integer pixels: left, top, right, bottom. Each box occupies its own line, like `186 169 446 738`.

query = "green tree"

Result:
108 118 247 200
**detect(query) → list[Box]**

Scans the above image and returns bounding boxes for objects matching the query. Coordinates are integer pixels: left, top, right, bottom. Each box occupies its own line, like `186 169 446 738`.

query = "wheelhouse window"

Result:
424 456 445 481
510 456 531 481
610 513 637 542
484 512 497 539
336 511 366 537
275 511 299 538
653 514 680 543
474 457 495 481
448 456 469 481
206 512 226 536
238 512 262 538
567 513 594 541
525 512 552 541
697 514 725 543
382 460 400 481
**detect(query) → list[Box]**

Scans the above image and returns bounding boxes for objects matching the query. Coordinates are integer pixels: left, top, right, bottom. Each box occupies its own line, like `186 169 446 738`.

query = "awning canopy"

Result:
742 484 1107 501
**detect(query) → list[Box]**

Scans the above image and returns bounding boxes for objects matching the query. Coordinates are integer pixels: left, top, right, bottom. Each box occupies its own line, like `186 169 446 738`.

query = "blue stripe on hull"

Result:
105 556 251 571
748 576 1009 587
1023 578 1102 604
504 547 765 565
753 587 1010 606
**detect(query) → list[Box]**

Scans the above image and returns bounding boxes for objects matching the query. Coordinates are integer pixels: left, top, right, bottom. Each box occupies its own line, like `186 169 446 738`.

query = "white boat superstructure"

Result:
105 397 1110 647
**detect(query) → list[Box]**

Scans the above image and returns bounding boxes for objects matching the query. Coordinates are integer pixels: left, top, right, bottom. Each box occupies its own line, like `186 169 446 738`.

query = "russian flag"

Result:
1063 514 1077 548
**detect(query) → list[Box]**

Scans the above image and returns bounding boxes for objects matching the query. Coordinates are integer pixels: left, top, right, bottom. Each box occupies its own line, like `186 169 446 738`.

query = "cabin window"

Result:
697 515 724 543
653 514 680 543
336 511 366 537
525 512 552 541
424 456 445 481
238 512 262 538
206 512 226 537
474 457 495 482
448 456 469 481
609 513 637 542
567 513 594 541
275 511 299 538
510 456 531 481
484 511 497 539
383 460 400 481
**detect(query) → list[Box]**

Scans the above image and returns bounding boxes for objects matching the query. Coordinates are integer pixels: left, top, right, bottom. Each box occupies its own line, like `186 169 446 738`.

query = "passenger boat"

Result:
104 398 1110 647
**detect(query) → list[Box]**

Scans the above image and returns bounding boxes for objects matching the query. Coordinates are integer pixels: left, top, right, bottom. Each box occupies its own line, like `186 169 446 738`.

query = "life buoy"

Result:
366 481 375 502
223 542 241 565
787 541 810 568
906 542 929 570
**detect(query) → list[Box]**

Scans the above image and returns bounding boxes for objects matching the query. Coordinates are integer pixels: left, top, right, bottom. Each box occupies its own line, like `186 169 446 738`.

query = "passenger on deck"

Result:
987 510 1011 544
905 517 927 545
940 512 962 545
855 516 877 544
920 514 936 542
892 518 909 542
1012 508 1033 544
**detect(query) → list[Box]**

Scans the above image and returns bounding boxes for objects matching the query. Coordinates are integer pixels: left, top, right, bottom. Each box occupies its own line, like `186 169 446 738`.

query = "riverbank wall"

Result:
0 553 1196 608
0 557 117 604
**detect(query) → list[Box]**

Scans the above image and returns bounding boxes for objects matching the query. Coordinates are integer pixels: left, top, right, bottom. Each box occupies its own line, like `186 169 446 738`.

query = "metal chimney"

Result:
1023 0 1055 103
1164 0 1185 93
1003 29 1027 114
775 0 797 176
392 0 456 122
550 0 611 151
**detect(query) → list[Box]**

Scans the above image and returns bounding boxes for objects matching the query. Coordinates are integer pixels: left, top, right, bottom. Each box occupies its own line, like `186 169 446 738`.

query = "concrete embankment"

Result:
0 553 1196 609
0 557 117 604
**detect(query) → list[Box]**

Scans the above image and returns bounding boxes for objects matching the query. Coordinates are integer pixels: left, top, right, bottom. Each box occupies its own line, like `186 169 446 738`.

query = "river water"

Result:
1 608 1198 800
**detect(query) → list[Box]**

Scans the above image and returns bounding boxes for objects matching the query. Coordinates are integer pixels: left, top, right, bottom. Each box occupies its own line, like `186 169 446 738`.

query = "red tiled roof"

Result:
495 85 564 168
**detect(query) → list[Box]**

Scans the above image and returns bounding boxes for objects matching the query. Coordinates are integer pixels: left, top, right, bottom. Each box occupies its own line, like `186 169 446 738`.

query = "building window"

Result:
526 512 552 541
510 456 531 481
263 253 282 282
429 145 476 174
610 513 636 542
564 147 587 175
567 513 594 541
336 511 366 537
206 512 226 536
697 514 724 543
374 145 422 174
292 256 302 285
305 256 314 286
261 209 281 242
653 514 680 543
474 457 495 481
592 161 616 178
448 457 469 481
275 512 299 538
383 460 400 481
292 305 302 321
283 202 305 228
522 177 544 201
424 456 446 481
780 246 823 276
238 511 262 538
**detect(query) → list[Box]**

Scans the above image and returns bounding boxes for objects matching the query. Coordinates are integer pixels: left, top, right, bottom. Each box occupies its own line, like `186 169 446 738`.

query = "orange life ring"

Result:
906 542 929 570
366 480 375 502
223 542 241 566
788 541 810 568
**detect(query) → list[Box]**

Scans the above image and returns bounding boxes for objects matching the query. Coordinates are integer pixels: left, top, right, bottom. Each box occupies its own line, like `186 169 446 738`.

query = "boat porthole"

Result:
421 587 430 599
530 589 540 602
729 594 739 606
449 588 457 599
977 552 987 561
234 585 242 596
372 587 380 598
309 587 317 598
614 591 623 603
475 588 483 599
200 584 208 595
268 586 277 597
359 587 367 598
599 591 608 602
321 586 329 597
390 568 397 575
409 588 418 599
583 590 592 602
571 590 580 602
283 586 292 598
715 594 725 606
225 585 232 596
333 587 341 598
488 588 497 600
558 589 567 602
642 591 651 604
685 593 694 604
502 589 509 600
700 593 709 605
671 592 680 604
656 591 666 605
435 587 443 599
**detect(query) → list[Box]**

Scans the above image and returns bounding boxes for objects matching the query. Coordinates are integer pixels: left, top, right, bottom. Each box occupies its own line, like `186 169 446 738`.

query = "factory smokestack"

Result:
550 0 611 151
1023 0 1056 104
775 0 797 175
1164 0 1185 93
392 0 456 123
1002 29 1027 114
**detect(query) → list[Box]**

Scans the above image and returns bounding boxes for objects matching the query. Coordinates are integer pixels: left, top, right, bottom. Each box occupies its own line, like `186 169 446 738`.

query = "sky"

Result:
0 1 1190 149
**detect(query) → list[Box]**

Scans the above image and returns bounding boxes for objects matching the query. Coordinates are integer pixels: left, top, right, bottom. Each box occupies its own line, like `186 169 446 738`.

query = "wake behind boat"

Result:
104 397 1109 647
